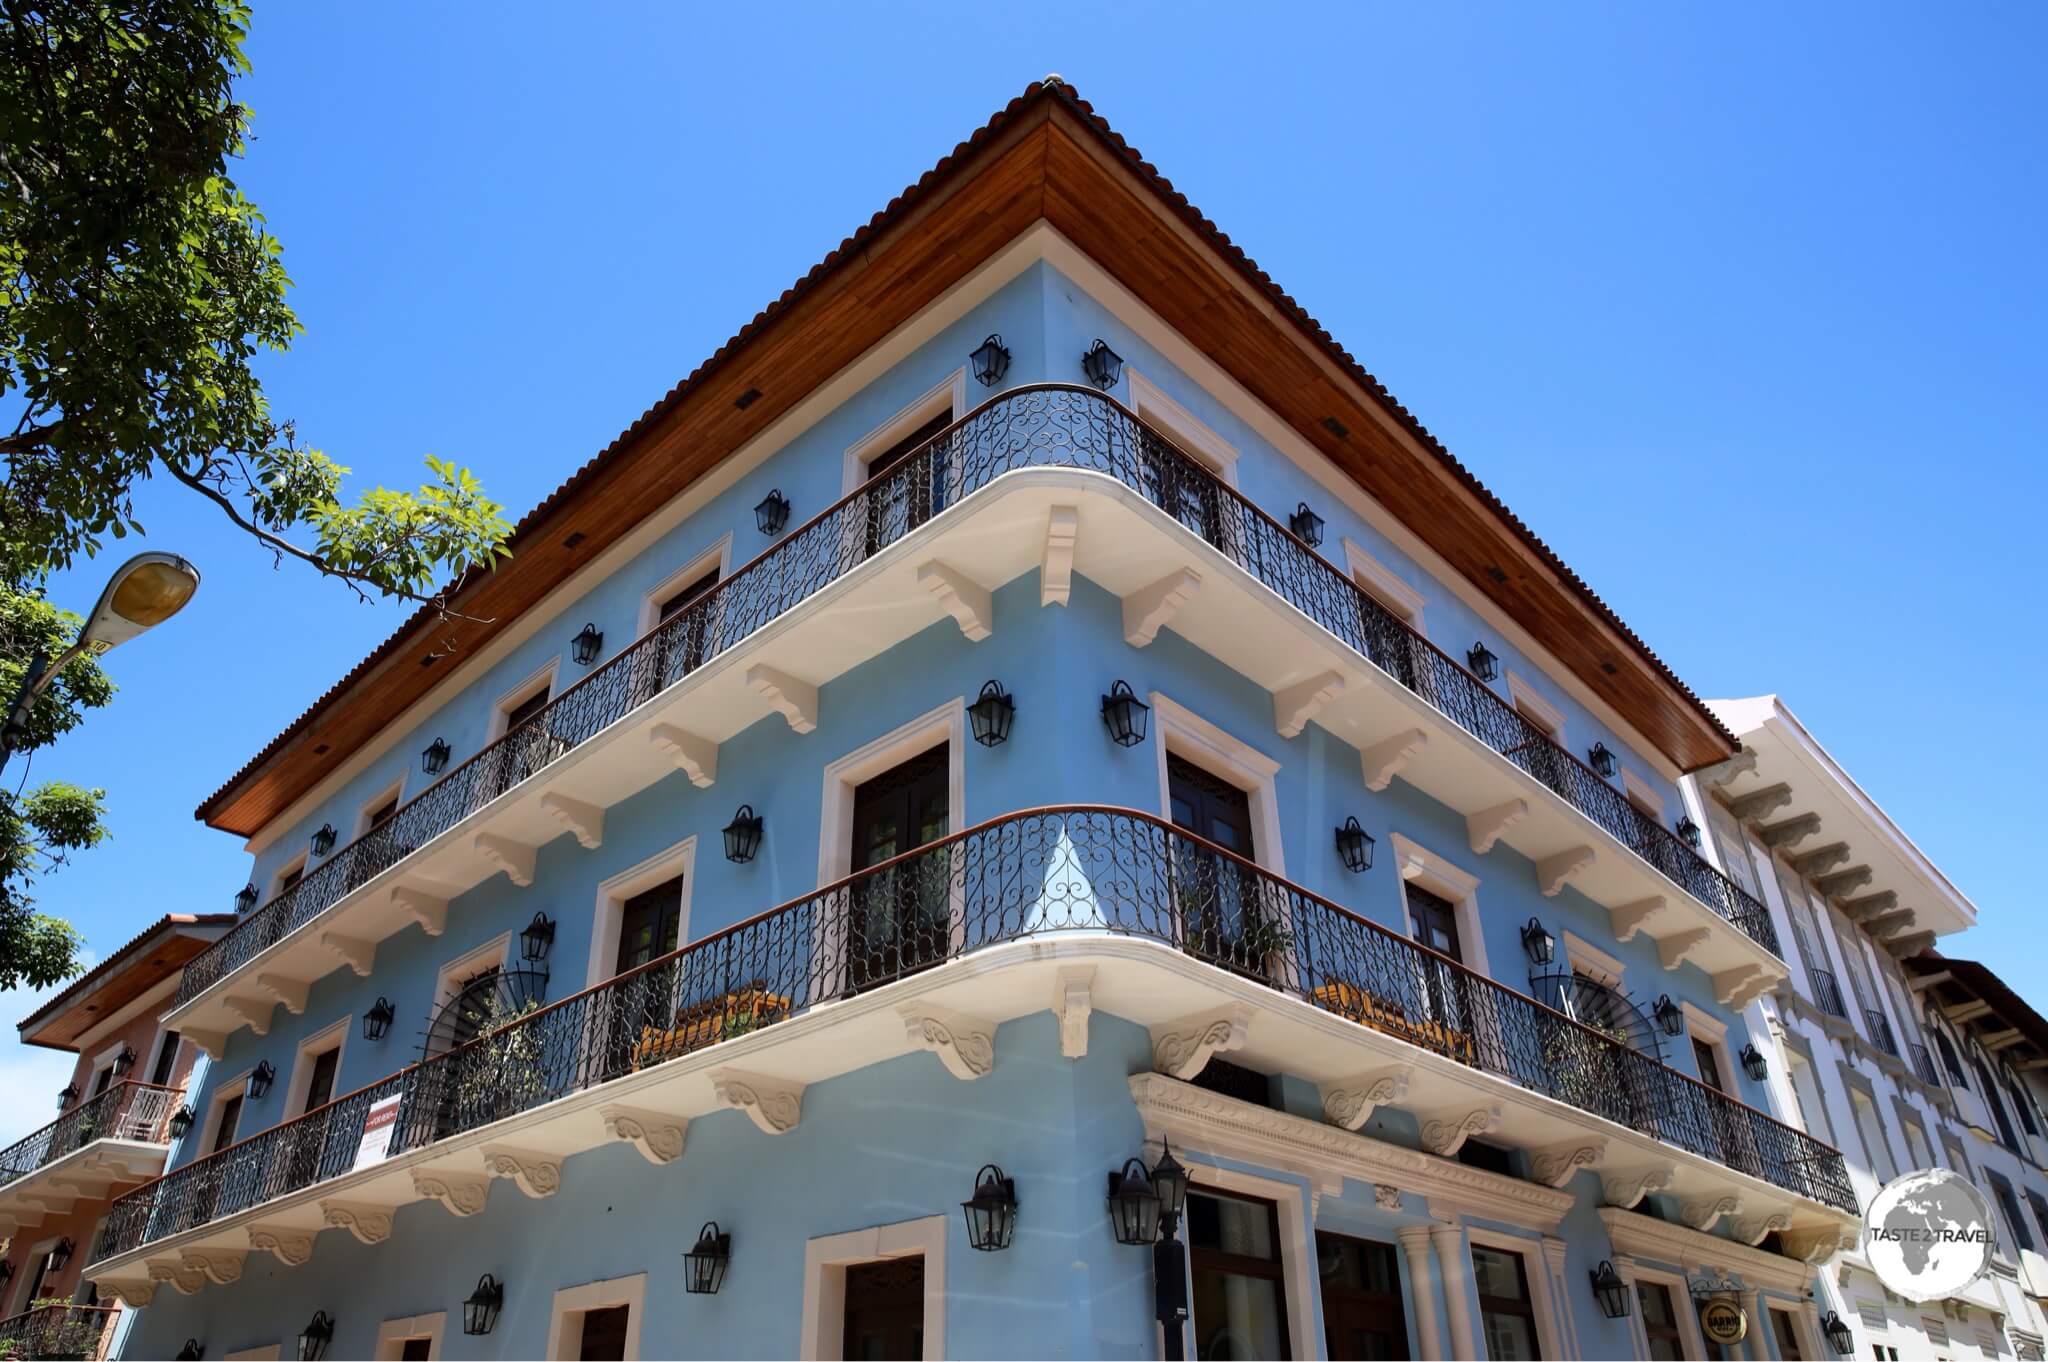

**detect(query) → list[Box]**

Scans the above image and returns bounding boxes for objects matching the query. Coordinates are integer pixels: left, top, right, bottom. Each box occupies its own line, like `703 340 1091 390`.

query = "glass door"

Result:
848 746 950 990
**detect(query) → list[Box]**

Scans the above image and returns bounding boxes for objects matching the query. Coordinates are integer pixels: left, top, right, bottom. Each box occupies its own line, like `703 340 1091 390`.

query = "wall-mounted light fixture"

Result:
684 1222 731 1294
1823 1311 1854 1354
462 1274 504 1336
1740 1043 1768 1082
519 911 556 963
571 623 604 666
1289 502 1325 547
57 1084 77 1110
1082 339 1123 390
175 1340 205 1361
0 1261 13 1285
969 334 1011 387
755 489 791 537
47 1238 72 1272
113 1045 137 1077
297 1311 334 1362
1589 1260 1632 1318
1654 995 1684 1037
1467 641 1499 682
248 1060 276 1101
723 805 763 864
1588 742 1617 778
311 823 337 857
1334 817 1375 873
968 681 1017 747
363 997 395 1043
1521 917 1556 968
1106 1158 1161 1247
235 883 258 913
1676 815 1700 848
422 737 451 776
1101 681 1150 748
168 1106 195 1140
962 1164 1018 1251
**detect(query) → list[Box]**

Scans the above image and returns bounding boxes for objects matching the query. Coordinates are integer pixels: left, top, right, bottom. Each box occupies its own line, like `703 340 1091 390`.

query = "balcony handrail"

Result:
179 388 1771 1009
102 806 1846 1265
1807 966 1848 1019
0 1302 121 1361
0 1080 181 1186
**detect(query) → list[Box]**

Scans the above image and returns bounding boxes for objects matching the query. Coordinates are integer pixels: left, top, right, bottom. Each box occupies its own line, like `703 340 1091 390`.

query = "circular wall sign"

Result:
1697 1296 1748 1345
1865 1167 1995 1302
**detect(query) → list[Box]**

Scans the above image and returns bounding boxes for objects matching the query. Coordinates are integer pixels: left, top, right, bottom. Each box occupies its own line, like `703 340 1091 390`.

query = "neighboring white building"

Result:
1684 695 2048 1361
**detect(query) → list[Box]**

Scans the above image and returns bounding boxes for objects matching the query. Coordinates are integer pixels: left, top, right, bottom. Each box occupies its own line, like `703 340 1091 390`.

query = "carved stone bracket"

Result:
321 1200 394 1244
255 972 309 1016
649 724 718 788
1657 929 1713 971
1706 747 1759 788
222 994 275 1036
1530 1139 1608 1189
710 1068 805 1135
1054 966 1094 1059
1842 891 1898 922
1041 506 1079 607
1758 813 1822 850
412 1167 492 1216
1816 866 1873 899
391 886 447 937
917 560 994 641
1151 1005 1251 1081
95 1277 156 1307
146 1259 207 1295
1713 964 1768 1006
1319 1066 1412 1132
182 1248 246 1286
1729 783 1793 822
246 1223 316 1266
1601 1165 1675 1209
540 793 605 850
1466 799 1530 856
473 833 536 887
746 664 819 733
1782 1226 1844 1264
898 1004 997 1081
1794 843 1853 878
1733 1212 1792 1246
185 1028 229 1062
600 1105 689 1166
1682 1195 1742 1232
1122 568 1202 647
1360 729 1428 793
1374 1184 1404 1211
1273 671 1346 739
1609 897 1672 944
318 931 376 978
1537 846 1596 898
1419 1104 1502 1158
481 1145 563 1198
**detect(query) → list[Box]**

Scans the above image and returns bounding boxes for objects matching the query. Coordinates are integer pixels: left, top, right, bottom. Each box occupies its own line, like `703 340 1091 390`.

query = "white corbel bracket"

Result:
1530 1139 1608 1189
318 931 376 977
1273 671 1345 739
1151 1004 1251 1081
1054 966 1094 1059
1536 846 1596 898
1682 1195 1742 1232
1319 1066 1411 1131
481 1145 562 1198
1041 506 1079 606
600 1104 690 1166
390 885 447 936
1361 729 1427 793
1609 897 1672 944
321 1200 394 1245
95 1277 157 1308
1466 799 1529 856
711 1068 806 1135
649 724 718 788
1733 1212 1792 1246
898 1003 997 1081
541 792 604 850
1122 568 1202 647
222 994 275 1036
1419 1104 1503 1157
412 1167 492 1216
746 665 818 733
1601 1165 1675 1210
185 1027 229 1062
246 1223 316 1266
917 560 994 641
1657 928 1713 971
181 1248 246 1286
255 972 309 1016
473 833 536 887
146 1259 207 1296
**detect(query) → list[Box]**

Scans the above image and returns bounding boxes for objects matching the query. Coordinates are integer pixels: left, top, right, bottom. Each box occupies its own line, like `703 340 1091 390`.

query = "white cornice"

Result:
1598 1206 1817 1294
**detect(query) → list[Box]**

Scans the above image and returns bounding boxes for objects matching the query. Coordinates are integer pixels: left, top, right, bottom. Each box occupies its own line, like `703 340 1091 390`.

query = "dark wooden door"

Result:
1167 755 1268 976
614 876 685 975
494 687 554 798
842 1257 925 1360
849 746 950 990
642 567 721 700
303 1047 340 1113
1138 428 1229 552
1317 1233 1410 1360
864 410 952 557
608 874 687 1078
149 1032 179 1087
578 1305 630 1361
211 1094 242 1152
1405 882 1471 1034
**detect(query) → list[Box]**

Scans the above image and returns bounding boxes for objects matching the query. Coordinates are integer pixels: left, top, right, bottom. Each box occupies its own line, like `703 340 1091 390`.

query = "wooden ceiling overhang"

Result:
198 82 1735 838
18 916 233 1051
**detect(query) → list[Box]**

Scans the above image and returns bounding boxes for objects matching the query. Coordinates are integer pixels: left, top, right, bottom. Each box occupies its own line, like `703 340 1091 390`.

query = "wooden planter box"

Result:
629 985 791 1070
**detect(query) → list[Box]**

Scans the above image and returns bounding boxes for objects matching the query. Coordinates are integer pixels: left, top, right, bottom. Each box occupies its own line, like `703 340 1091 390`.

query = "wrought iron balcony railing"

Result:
101 807 1846 1264
1807 966 1848 1020
0 1304 120 1360
1866 1009 1899 1057
0 1082 181 1190
177 386 1773 1008
1910 1043 1942 1088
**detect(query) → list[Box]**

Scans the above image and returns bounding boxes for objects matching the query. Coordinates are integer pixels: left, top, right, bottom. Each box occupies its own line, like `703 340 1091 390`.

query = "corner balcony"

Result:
0 1082 180 1242
0 1304 119 1360
167 384 1780 1053
93 808 1848 1298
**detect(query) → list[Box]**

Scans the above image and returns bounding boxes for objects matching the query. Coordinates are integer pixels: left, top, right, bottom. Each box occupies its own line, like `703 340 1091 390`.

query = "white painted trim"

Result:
816 698 966 886
373 1310 447 1360
145 1023 181 1088
840 369 968 495
355 777 407 839
71 974 180 1054
1679 1001 1735 1090
1128 368 1241 485
269 852 308 904
203 1067 253 1155
1506 672 1567 742
1561 930 1626 988
434 933 513 1012
1341 537 1426 627
636 533 734 637
1181 1166 1315 1361
585 837 698 991
1466 1226 1566 1362
1149 691 1286 878
1621 768 1665 821
284 1015 350 1118
1387 832 1490 980
487 657 561 741
546 1272 646 1361
799 1214 947 1361
224 1348 282 1362
1630 1261 1711 1360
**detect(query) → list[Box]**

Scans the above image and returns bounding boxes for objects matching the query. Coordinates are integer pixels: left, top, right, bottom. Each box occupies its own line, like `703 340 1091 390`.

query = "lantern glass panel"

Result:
1654 996 1684 1037
1289 502 1325 547
1467 642 1499 682
572 624 603 666
297 1312 333 1362
1151 1142 1189 1223
1107 1160 1161 1246
970 334 1010 387
755 490 791 536
363 998 395 1042
422 738 451 775
1740 1044 1768 1081
249 1061 275 1100
967 681 1016 747
1082 339 1123 390
1334 817 1374 873
1676 816 1700 848
961 1165 1018 1251
520 911 555 962
113 1045 136 1075
1521 917 1555 967
58 1084 77 1109
235 883 258 912
169 1105 195 1139
1824 1312 1854 1353
462 1275 503 1336
1101 681 1150 747
684 1223 730 1294
723 806 762 863
311 824 336 856
1589 743 1616 777
1589 1262 1632 1318
47 1239 71 1271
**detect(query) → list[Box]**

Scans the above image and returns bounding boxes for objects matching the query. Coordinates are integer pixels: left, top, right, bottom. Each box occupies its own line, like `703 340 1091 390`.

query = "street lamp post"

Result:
0 552 200 776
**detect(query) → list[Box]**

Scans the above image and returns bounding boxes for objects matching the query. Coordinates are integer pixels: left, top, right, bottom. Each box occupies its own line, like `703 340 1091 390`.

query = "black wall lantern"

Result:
363 997 395 1042
235 882 259 913
970 334 1011 387
47 1238 72 1272
519 911 556 963
422 737 451 776
684 1222 731 1294
1740 1043 1769 1082
1106 1157 1162 1247
57 1084 77 1109
1520 917 1556 968
1101 680 1150 748
723 805 763 864
0 1260 12 1284
1588 742 1617 778
113 1045 137 1077
462 1274 504 1336
175 1342 204 1361
169 1106 195 1140
1082 338 1123 390
1334 817 1375 873
1589 1260 1632 1319
1654 994 1684 1037
571 622 604 666
297 1311 334 1362
1289 502 1325 547
1676 815 1700 848
968 680 1016 747
311 823 337 857
962 1164 1018 1252
248 1060 276 1101
1823 1310 1854 1354
755 489 791 537
1467 641 1500 682
1150 1141 1189 1227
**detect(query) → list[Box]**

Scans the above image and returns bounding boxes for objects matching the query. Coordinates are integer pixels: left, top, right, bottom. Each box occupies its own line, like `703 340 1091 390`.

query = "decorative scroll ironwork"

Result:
0 1082 180 1189
0 1304 120 1360
102 808 1846 1267
177 385 1773 1008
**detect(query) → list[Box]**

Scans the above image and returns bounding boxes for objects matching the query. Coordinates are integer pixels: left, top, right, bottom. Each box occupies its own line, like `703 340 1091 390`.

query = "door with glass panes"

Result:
1167 755 1274 977
1405 881 1473 1040
848 746 950 990
607 874 686 1077
1317 1232 1410 1359
864 411 952 558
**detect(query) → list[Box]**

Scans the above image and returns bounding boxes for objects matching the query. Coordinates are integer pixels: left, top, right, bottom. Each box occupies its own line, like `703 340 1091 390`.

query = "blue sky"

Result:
5 3 2043 1134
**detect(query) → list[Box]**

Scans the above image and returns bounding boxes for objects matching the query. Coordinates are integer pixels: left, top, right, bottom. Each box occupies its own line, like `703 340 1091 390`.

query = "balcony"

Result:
1910 1043 1942 1088
1807 967 1848 1019
96 807 1848 1284
0 1304 118 1361
1866 1009 1899 1057
0 1082 179 1241
170 387 1780 1051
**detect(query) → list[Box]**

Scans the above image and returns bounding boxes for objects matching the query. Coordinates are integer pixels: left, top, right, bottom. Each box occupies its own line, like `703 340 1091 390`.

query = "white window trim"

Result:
1620 768 1664 820
487 657 561 740
1464 1227 1565 1362
434 933 513 1012
203 1067 253 1154
1679 1001 1734 1089
840 370 968 495
1149 692 1286 877
1127 368 1240 485
1630 1262 1710 1360
1561 930 1626 988
284 1015 350 1118
88 1036 127 1095
6 1234 61 1315
636 533 734 637
799 1214 947 1361
817 698 966 886
1386 833 1488 978
72 1215 107 1304
355 777 407 838
586 836 698 989
1506 671 1567 741
1340 537 1426 627
270 852 308 902
224 1348 282 1362
1180 1165 1314 1361
373 1311 446 1360
546 1272 646 1361
144 1025 181 1089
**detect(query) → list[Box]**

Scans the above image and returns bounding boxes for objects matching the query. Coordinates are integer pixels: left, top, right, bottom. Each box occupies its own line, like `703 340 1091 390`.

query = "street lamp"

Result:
1 552 200 774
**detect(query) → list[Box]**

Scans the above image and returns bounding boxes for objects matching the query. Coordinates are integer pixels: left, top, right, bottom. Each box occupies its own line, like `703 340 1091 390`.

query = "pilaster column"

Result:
1430 1222 1479 1360
1611 1254 1650 1360
1740 1287 1765 1361
1394 1226 1445 1360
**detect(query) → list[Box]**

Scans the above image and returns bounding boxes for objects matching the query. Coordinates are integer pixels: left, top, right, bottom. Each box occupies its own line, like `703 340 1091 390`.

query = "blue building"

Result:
87 81 1859 1360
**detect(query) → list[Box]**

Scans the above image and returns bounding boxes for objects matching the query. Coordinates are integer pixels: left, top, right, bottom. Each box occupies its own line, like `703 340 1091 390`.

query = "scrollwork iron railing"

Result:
0 1082 181 1189
102 808 1846 1264
0 1304 119 1360
177 386 1772 1008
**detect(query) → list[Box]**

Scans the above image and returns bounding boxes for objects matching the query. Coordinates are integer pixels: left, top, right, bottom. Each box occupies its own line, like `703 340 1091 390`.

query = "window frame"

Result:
487 658 562 742
373 1311 447 1361
1465 1229 1561 1361
1149 692 1286 878
1387 833 1489 977
840 371 967 496
585 836 696 989
284 1015 350 1118
636 534 733 640
1340 537 1426 628
545 1272 646 1361
799 1215 947 1361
